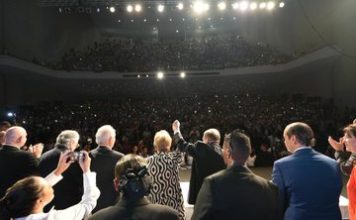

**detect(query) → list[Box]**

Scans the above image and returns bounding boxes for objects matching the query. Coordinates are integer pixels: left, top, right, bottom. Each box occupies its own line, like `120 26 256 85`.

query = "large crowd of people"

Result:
41 35 292 72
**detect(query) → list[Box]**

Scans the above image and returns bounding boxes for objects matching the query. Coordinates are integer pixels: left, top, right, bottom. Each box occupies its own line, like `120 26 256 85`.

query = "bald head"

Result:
4 126 27 148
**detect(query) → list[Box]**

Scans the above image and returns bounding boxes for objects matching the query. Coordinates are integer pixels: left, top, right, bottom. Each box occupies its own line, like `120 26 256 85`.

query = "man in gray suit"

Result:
192 129 280 220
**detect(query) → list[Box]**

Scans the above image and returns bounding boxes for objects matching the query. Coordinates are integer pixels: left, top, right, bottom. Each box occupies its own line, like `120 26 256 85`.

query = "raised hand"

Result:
328 136 344 151
172 120 181 133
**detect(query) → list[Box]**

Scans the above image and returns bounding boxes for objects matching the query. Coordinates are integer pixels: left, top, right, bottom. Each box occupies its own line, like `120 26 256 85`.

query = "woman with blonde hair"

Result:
147 130 185 220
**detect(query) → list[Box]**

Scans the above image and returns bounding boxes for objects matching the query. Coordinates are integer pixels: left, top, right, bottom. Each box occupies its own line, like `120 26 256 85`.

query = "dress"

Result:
348 167 356 220
147 150 185 220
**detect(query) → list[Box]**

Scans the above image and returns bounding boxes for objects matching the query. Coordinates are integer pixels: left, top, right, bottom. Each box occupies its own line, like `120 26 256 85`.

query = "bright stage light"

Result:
157 72 164 79
158 4 165 12
126 5 133 12
177 3 184 10
135 4 142 12
180 72 186 78
218 2 226 11
232 2 239 10
239 1 249 11
267 1 275 10
109 6 115 13
279 2 285 7
193 1 210 14
259 2 266 9
250 2 257 10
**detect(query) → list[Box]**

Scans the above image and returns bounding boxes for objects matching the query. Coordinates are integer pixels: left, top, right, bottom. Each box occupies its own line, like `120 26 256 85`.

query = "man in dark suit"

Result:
272 122 342 220
88 154 179 220
0 126 39 198
192 129 280 220
172 120 226 205
39 130 83 210
90 125 124 213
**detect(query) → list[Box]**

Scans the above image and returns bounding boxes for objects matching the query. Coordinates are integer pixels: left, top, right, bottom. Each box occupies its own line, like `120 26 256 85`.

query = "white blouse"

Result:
15 172 100 220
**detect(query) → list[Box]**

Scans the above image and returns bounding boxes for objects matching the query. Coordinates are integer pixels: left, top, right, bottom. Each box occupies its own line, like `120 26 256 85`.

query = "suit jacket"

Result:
90 146 124 213
174 132 226 204
272 147 342 220
39 145 83 210
0 145 39 197
192 165 280 220
88 197 179 220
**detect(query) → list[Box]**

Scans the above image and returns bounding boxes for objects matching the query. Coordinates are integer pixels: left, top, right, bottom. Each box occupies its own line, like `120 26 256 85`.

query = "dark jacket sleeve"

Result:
191 178 213 220
173 132 197 157
335 151 355 176
24 153 40 176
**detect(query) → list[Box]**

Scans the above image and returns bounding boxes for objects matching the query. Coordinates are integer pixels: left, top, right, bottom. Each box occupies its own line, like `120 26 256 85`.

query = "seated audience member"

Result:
0 126 40 198
39 130 83 210
0 151 100 220
272 122 342 220
192 130 280 220
88 154 179 220
90 125 124 213
147 130 185 220
172 120 226 204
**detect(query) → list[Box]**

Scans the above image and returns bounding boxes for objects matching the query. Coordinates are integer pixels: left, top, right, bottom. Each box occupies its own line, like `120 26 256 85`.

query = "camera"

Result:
67 151 85 163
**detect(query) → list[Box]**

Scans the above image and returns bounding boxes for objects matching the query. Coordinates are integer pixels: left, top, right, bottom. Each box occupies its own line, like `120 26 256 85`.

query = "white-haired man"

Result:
0 126 40 198
39 130 83 210
90 125 124 213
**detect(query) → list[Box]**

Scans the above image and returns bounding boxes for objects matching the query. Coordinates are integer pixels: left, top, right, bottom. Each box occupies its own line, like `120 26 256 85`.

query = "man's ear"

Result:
291 135 298 145
113 178 119 192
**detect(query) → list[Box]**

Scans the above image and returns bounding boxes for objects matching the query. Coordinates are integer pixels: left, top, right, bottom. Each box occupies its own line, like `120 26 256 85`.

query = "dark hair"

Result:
115 154 152 200
285 122 314 146
229 129 251 161
0 176 44 220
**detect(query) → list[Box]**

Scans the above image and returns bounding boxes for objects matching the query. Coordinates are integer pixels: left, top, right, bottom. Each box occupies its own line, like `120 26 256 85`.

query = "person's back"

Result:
90 146 123 212
88 154 179 220
273 149 342 219
39 130 83 210
0 127 39 198
90 125 124 213
272 122 342 220
89 197 179 220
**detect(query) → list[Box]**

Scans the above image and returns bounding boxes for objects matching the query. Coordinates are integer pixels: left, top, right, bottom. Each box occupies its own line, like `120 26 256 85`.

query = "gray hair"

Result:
95 125 116 145
55 130 80 148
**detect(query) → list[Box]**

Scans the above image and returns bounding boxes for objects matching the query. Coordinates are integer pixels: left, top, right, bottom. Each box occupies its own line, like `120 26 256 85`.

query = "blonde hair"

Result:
203 128 221 144
153 130 172 152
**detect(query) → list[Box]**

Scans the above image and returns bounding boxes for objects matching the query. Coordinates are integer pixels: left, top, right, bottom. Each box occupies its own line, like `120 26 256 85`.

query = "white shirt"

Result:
15 172 100 220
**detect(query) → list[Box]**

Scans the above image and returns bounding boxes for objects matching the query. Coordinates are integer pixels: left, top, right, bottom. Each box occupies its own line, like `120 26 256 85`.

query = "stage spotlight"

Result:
96 8 100 12
157 72 164 79
137 74 141 78
58 8 63 13
177 3 184 10
180 72 186 78
144 18 147 22
232 2 239 10
259 2 266 9
193 1 209 14
267 1 275 10
6 112 14 118
126 5 133 12
109 6 115 13
158 4 164 12
250 2 257 10
279 2 285 7
218 2 226 11
135 4 142 12
239 1 249 11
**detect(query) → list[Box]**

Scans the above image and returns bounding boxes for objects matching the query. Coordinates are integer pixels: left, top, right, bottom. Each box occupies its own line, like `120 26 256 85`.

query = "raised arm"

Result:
172 120 197 157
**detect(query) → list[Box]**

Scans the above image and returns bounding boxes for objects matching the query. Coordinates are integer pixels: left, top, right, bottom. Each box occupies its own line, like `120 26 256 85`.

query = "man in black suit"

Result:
192 130 280 220
172 120 226 204
88 154 179 220
0 126 39 198
39 130 83 210
90 125 124 213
